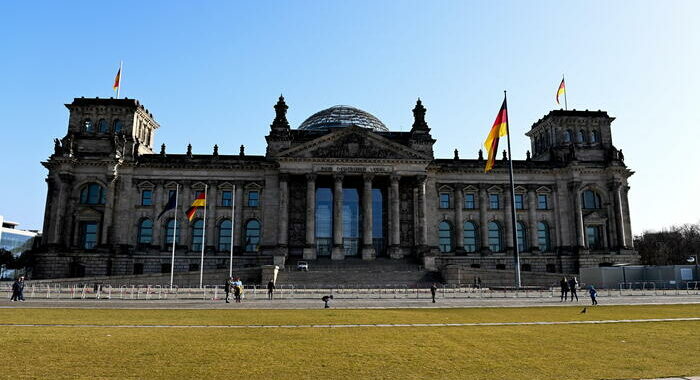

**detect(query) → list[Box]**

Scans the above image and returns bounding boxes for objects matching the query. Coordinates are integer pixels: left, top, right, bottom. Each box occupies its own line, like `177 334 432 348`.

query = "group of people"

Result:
224 277 244 303
560 276 598 305
9 276 25 302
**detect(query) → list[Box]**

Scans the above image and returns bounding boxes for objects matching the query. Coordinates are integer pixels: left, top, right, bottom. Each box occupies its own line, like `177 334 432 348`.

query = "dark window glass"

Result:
489 194 500 209
463 222 478 253
114 119 124 133
315 188 332 256
372 189 384 255
98 119 109 133
164 218 180 245
537 194 548 209
218 219 232 251
245 220 261 252
84 119 93 133
515 194 525 210
464 193 476 209
221 190 233 206
248 191 259 207
342 188 360 256
577 130 584 143
167 190 177 203
488 222 502 252
191 219 204 251
564 130 572 143
138 219 153 244
438 221 453 253
439 193 451 209
538 222 551 251
586 226 602 249
81 222 98 249
591 130 600 143
80 183 106 205
516 222 527 252
582 190 601 209
141 190 152 206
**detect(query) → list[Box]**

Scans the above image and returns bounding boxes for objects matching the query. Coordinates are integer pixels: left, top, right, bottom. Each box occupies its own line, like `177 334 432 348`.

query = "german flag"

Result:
556 77 566 105
483 96 508 172
185 192 206 221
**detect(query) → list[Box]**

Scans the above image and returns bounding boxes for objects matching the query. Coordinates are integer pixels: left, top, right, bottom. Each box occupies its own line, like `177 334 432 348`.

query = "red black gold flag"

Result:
556 77 566 105
185 192 206 221
483 97 509 172
113 67 121 91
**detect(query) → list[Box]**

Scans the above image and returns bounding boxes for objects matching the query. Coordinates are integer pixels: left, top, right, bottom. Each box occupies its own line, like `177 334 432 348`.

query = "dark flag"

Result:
158 190 177 219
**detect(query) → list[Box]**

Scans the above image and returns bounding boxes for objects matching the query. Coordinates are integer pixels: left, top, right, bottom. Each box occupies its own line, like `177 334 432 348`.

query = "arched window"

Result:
591 130 600 143
563 130 572 143
463 221 478 253
581 190 601 209
79 183 106 205
191 219 204 251
97 119 109 133
164 218 180 245
245 219 261 252
218 219 232 251
114 119 124 133
537 222 551 251
516 222 527 252
438 221 453 253
83 119 93 133
137 219 153 244
577 130 585 143
488 222 502 252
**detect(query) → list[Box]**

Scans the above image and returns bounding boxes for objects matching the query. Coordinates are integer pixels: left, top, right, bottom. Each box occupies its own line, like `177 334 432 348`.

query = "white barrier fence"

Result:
1 282 699 301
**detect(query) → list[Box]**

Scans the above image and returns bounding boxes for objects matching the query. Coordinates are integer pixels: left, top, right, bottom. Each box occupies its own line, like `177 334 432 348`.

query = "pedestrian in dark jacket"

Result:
11 277 25 302
568 277 578 302
224 277 232 303
321 295 333 308
589 285 598 305
430 283 437 303
267 280 275 300
560 277 569 302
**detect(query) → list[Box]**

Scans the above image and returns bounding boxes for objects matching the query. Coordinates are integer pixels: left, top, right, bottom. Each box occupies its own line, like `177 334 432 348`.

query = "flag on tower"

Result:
113 66 121 91
483 96 509 172
185 192 206 221
556 77 566 105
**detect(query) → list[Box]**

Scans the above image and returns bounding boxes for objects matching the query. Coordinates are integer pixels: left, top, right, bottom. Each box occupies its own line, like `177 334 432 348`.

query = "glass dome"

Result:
298 105 388 132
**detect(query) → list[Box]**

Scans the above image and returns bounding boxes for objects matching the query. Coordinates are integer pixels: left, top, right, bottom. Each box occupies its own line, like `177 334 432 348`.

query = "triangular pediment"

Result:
278 126 430 160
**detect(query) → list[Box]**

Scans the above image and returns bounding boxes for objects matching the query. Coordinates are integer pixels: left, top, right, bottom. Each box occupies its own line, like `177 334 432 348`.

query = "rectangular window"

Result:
248 191 259 207
464 193 476 209
221 190 233 206
586 226 602 249
81 222 98 249
141 190 152 206
489 194 500 209
439 193 451 209
514 194 524 210
167 190 177 203
537 194 548 209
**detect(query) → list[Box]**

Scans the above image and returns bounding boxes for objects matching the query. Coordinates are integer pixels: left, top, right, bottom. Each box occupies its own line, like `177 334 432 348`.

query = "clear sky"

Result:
1 1 698 234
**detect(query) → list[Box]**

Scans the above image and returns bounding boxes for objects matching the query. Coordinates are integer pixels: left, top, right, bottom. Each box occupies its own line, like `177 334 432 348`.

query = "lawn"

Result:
1 305 698 380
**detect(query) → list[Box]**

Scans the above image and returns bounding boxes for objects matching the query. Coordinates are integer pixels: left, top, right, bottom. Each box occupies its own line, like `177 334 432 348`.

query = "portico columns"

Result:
277 174 289 251
361 174 376 260
416 176 428 246
303 174 317 260
331 174 345 260
571 183 585 248
388 175 403 259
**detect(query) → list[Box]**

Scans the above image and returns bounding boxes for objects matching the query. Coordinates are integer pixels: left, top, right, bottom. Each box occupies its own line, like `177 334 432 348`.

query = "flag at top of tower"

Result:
556 77 566 105
483 96 508 172
185 192 206 221
113 66 121 91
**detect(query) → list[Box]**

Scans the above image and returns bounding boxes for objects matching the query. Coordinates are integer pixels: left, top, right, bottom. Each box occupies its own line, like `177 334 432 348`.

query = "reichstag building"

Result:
34 96 639 278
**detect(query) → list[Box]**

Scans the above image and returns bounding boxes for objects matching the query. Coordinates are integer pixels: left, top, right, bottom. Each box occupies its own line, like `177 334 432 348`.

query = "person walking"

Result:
10 277 21 301
233 277 243 303
560 277 569 302
224 277 232 303
430 283 437 303
267 280 275 300
321 295 333 308
568 277 579 302
588 285 598 306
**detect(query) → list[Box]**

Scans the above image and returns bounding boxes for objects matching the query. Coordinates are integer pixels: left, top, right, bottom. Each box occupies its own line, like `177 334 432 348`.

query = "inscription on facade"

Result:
315 165 392 173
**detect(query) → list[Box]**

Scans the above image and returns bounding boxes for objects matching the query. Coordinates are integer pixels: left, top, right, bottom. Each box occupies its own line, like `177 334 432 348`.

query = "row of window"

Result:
439 192 549 210
83 118 124 134
140 189 259 207
137 218 261 252
532 129 601 155
438 221 552 253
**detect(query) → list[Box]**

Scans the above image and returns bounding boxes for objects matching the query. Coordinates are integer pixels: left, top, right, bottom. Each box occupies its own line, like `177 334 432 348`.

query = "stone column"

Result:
478 184 489 252
277 174 289 249
416 176 428 246
454 186 464 253
621 186 634 248
571 183 585 247
361 174 376 260
151 182 163 248
303 174 317 260
233 182 244 253
504 187 514 251
331 174 345 260
101 176 117 246
527 186 538 251
613 183 627 249
52 174 73 245
389 175 402 259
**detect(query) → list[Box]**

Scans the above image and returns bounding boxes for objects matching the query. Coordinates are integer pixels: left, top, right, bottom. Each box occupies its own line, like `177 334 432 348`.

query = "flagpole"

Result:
229 184 235 278
117 61 123 99
199 184 208 289
563 74 567 111
170 184 179 288
503 90 522 289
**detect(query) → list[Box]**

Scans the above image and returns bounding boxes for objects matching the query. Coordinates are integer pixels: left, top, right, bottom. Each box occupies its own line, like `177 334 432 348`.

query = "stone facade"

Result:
33 96 638 279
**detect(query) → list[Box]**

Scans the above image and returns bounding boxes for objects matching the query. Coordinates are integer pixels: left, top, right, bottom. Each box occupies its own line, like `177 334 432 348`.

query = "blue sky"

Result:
1 1 698 234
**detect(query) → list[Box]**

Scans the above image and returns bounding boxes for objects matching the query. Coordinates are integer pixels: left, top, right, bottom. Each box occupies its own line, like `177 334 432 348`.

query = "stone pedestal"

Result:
302 246 317 260
388 245 404 259
361 245 376 261
331 246 345 260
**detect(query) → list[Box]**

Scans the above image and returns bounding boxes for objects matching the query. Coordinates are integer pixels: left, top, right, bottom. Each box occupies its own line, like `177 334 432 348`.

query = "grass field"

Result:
1 304 698 379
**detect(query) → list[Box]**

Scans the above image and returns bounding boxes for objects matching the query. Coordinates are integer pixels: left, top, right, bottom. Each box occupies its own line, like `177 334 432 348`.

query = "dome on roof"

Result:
298 105 388 132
